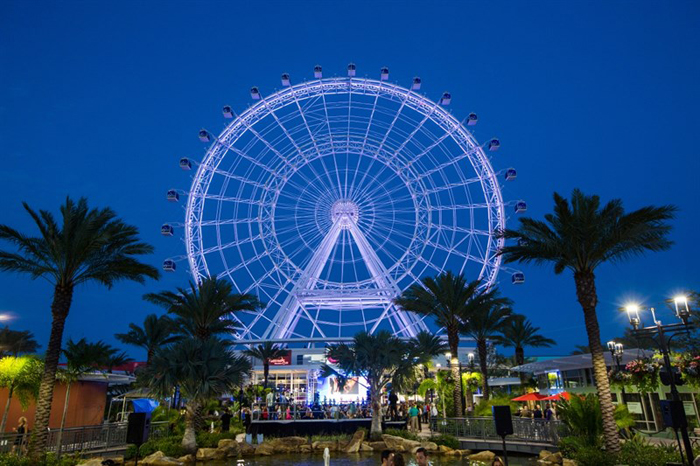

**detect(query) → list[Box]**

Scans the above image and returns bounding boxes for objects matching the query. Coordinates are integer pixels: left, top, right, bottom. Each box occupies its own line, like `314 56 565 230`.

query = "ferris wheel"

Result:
163 64 523 343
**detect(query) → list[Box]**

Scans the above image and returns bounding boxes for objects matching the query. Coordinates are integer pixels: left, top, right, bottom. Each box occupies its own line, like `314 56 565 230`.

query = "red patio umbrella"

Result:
541 392 571 401
511 392 547 402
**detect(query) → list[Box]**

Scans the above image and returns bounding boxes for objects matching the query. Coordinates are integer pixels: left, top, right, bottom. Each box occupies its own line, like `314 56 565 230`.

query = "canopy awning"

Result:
541 392 571 401
511 392 547 402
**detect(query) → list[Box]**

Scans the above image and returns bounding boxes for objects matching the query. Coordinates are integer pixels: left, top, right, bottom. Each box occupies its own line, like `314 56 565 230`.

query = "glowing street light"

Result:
624 304 641 329
673 295 691 324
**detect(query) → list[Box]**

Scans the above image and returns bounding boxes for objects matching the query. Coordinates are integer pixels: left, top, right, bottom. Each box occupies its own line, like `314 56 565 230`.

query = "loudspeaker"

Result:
492 405 514 436
660 400 687 429
127 412 151 445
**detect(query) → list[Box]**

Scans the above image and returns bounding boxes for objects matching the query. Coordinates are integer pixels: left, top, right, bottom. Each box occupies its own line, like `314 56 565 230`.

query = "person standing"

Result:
408 403 420 433
533 405 543 419
11 417 28 455
544 404 553 421
389 391 398 421
220 408 233 432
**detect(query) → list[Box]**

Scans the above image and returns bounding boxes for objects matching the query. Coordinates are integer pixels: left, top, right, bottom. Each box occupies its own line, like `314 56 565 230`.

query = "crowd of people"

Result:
516 403 556 421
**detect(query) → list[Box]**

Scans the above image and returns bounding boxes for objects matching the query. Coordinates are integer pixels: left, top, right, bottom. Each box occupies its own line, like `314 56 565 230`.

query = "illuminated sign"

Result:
268 353 292 366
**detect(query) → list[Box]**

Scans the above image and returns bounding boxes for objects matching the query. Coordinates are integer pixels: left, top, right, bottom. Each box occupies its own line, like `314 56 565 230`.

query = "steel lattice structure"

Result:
179 72 508 343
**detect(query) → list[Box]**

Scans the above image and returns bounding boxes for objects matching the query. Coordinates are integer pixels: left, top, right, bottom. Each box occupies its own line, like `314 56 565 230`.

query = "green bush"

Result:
124 435 185 460
560 433 682 466
195 431 239 448
384 428 419 441
473 396 517 417
310 433 351 442
430 433 459 449
0 453 80 466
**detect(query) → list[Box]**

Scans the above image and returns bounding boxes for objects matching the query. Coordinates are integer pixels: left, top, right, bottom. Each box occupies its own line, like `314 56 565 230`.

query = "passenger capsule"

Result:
281 73 291 86
380 67 389 81
314 65 323 78
161 224 174 236
515 201 527 213
166 189 179 202
347 63 356 77
179 158 192 170
505 168 517 181
440 92 451 105
512 272 525 284
467 113 478 125
222 105 234 118
489 138 500 151
250 87 261 100
163 260 176 272
198 130 210 142
411 77 422 91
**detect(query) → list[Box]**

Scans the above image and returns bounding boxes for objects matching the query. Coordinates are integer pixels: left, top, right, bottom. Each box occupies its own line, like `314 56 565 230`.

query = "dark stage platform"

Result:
249 419 407 436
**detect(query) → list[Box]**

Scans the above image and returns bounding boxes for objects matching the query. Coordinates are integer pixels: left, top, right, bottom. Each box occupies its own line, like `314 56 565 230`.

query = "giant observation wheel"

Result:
167 65 518 343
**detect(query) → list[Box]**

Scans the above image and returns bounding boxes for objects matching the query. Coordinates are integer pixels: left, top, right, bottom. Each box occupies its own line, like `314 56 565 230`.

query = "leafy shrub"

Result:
473 396 517 417
195 431 239 447
560 433 682 466
384 428 419 441
556 394 602 447
0 453 80 466
430 433 459 449
124 435 185 460
310 433 351 442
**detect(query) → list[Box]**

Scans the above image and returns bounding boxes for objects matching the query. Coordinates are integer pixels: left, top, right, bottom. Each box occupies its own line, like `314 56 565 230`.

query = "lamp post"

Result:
606 341 626 405
624 296 695 465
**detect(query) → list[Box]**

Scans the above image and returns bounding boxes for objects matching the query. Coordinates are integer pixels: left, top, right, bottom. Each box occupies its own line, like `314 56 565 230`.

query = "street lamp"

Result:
606 340 626 405
624 296 695 465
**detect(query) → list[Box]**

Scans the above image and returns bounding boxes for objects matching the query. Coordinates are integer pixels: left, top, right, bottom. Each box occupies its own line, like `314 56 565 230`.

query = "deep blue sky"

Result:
1 1 698 361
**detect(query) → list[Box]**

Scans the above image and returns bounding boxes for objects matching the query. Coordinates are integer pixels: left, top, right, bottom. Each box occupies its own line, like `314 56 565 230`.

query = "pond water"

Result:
202 452 536 465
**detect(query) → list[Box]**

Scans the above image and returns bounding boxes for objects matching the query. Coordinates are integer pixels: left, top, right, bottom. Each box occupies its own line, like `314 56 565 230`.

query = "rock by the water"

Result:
299 444 312 453
76 460 104 466
141 451 184 466
437 445 453 453
381 434 421 452
562 459 578 466
312 440 338 451
468 450 496 462
360 441 374 452
176 454 194 463
539 449 553 459
217 438 240 457
255 442 276 456
368 441 387 451
456 449 473 456
344 429 367 453
238 441 256 456
196 448 226 461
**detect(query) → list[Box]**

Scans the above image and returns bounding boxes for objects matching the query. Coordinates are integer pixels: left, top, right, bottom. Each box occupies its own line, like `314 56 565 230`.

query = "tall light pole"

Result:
606 341 626 405
624 296 695 465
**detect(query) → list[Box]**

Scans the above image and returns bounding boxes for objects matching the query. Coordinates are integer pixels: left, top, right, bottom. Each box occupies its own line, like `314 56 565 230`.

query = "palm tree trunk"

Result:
0 385 14 433
516 346 526 384
574 271 621 454
182 403 198 454
369 381 382 438
28 284 73 460
447 327 463 416
477 338 490 400
56 381 72 457
263 362 269 389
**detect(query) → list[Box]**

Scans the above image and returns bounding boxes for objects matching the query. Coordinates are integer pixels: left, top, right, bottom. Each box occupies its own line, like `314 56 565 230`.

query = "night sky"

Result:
1 1 698 361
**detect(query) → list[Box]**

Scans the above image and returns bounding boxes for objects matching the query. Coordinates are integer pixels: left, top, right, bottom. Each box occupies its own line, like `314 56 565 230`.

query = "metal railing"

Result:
0 421 170 457
430 417 569 445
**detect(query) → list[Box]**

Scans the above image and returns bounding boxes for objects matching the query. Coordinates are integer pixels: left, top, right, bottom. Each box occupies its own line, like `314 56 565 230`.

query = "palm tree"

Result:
104 351 133 373
0 355 43 433
390 331 448 396
144 277 262 341
460 304 513 400
394 272 477 416
0 197 158 458
56 338 114 455
243 342 290 389
495 315 555 383
115 314 180 365
498 189 676 454
322 330 426 437
0 327 40 357
142 338 250 453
